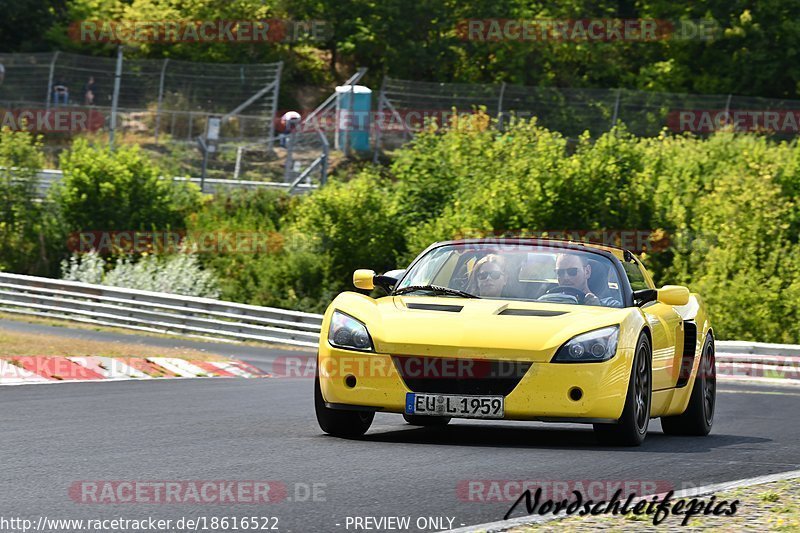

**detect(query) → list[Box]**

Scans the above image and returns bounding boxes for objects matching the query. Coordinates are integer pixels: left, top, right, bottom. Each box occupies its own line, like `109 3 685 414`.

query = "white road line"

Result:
718 388 800 396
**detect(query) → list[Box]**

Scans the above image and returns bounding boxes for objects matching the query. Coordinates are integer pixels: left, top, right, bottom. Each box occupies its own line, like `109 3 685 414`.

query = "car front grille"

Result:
391 355 531 396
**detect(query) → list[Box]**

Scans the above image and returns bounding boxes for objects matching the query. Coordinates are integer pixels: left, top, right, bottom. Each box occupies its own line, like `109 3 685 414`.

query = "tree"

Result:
0 128 59 274
53 139 199 236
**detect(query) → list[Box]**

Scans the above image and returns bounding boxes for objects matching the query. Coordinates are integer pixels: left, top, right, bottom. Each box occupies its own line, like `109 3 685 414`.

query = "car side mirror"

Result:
353 269 375 290
633 288 657 306
657 285 690 306
374 269 405 293
354 269 406 293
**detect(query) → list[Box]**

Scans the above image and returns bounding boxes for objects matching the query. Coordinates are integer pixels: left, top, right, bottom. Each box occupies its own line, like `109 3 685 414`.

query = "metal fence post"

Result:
609 89 622 131
497 82 506 129
724 94 733 128
267 61 283 149
319 127 330 186
45 51 60 111
284 131 295 182
200 145 209 193
320 151 328 185
343 84 354 155
109 46 123 149
373 77 387 163
154 58 169 142
233 146 243 179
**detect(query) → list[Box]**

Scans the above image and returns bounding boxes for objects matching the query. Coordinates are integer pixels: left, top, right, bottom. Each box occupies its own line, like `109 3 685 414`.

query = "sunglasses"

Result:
556 267 580 277
477 270 504 281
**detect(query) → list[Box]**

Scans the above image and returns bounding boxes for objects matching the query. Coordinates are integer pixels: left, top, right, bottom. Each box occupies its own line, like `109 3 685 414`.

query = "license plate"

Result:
405 393 504 419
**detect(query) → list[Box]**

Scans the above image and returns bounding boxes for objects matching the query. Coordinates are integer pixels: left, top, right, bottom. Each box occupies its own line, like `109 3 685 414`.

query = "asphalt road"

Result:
2 319 800 532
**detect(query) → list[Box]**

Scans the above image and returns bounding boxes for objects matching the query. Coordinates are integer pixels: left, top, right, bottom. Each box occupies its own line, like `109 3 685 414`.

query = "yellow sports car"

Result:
314 239 715 446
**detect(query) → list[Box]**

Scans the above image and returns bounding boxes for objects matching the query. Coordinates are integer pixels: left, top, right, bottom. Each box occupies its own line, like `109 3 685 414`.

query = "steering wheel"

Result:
544 285 586 304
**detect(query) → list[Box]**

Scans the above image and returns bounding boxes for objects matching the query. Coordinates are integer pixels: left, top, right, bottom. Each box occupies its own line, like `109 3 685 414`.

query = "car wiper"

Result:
393 285 480 299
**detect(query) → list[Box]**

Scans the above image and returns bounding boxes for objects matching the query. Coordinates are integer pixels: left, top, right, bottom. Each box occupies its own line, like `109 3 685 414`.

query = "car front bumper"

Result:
318 345 634 421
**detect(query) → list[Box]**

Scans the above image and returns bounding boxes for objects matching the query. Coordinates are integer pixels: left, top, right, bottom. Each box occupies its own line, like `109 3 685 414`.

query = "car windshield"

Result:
395 243 624 308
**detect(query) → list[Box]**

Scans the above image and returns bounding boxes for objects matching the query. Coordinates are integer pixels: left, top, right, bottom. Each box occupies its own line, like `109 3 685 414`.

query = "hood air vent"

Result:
499 309 566 317
406 303 463 312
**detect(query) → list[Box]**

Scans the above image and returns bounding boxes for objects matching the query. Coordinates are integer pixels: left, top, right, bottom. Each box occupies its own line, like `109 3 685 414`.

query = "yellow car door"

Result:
622 260 683 390
642 302 684 390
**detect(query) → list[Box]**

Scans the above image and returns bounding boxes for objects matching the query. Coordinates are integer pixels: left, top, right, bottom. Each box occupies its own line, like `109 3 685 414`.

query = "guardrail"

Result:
0 271 799 380
0 273 323 348
716 341 800 385
21 170 317 199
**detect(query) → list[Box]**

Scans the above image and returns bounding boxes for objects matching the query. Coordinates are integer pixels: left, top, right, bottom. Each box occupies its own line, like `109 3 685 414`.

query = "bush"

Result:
184 188 294 305
192 172 404 312
0 128 62 275
395 117 652 262
61 249 220 298
288 171 405 284
637 133 800 341
337 116 800 342
87 113 800 343
53 139 200 235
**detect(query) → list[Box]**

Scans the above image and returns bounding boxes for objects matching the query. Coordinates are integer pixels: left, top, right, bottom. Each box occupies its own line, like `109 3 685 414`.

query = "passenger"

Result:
467 254 508 298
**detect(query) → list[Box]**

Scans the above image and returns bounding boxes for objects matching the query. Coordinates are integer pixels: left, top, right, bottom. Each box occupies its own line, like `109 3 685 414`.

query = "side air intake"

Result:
677 320 698 388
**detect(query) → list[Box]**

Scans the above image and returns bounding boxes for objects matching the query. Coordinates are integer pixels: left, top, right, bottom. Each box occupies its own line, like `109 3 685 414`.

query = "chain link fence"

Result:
0 52 373 186
373 77 800 155
0 51 281 144
274 68 367 190
0 50 292 184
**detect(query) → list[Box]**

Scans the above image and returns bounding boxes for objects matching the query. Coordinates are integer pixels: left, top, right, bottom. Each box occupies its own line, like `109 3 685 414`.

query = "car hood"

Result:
330 293 633 362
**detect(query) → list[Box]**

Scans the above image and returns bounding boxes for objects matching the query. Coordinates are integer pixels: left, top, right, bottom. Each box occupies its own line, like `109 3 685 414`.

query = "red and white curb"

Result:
0 356 268 385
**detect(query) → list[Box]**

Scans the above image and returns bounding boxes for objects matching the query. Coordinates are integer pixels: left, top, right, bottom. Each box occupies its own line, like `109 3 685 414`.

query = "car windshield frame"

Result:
394 240 635 308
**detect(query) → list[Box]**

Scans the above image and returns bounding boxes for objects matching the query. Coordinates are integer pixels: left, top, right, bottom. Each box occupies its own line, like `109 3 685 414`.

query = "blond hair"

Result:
467 254 508 294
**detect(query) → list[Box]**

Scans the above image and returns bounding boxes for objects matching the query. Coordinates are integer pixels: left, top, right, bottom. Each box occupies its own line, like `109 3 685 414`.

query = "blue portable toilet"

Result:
335 85 372 152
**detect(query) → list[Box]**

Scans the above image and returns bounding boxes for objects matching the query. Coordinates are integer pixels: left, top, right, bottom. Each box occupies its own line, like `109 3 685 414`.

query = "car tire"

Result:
314 375 374 438
661 333 715 436
593 333 652 446
403 414 451 426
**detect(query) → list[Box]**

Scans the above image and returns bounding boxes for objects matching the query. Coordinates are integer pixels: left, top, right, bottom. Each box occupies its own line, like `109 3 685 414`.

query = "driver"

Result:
553 253 621 307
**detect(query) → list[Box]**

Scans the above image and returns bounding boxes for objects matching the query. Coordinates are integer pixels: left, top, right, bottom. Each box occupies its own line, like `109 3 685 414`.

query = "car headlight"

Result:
328 310 374 352
552 325 619 363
